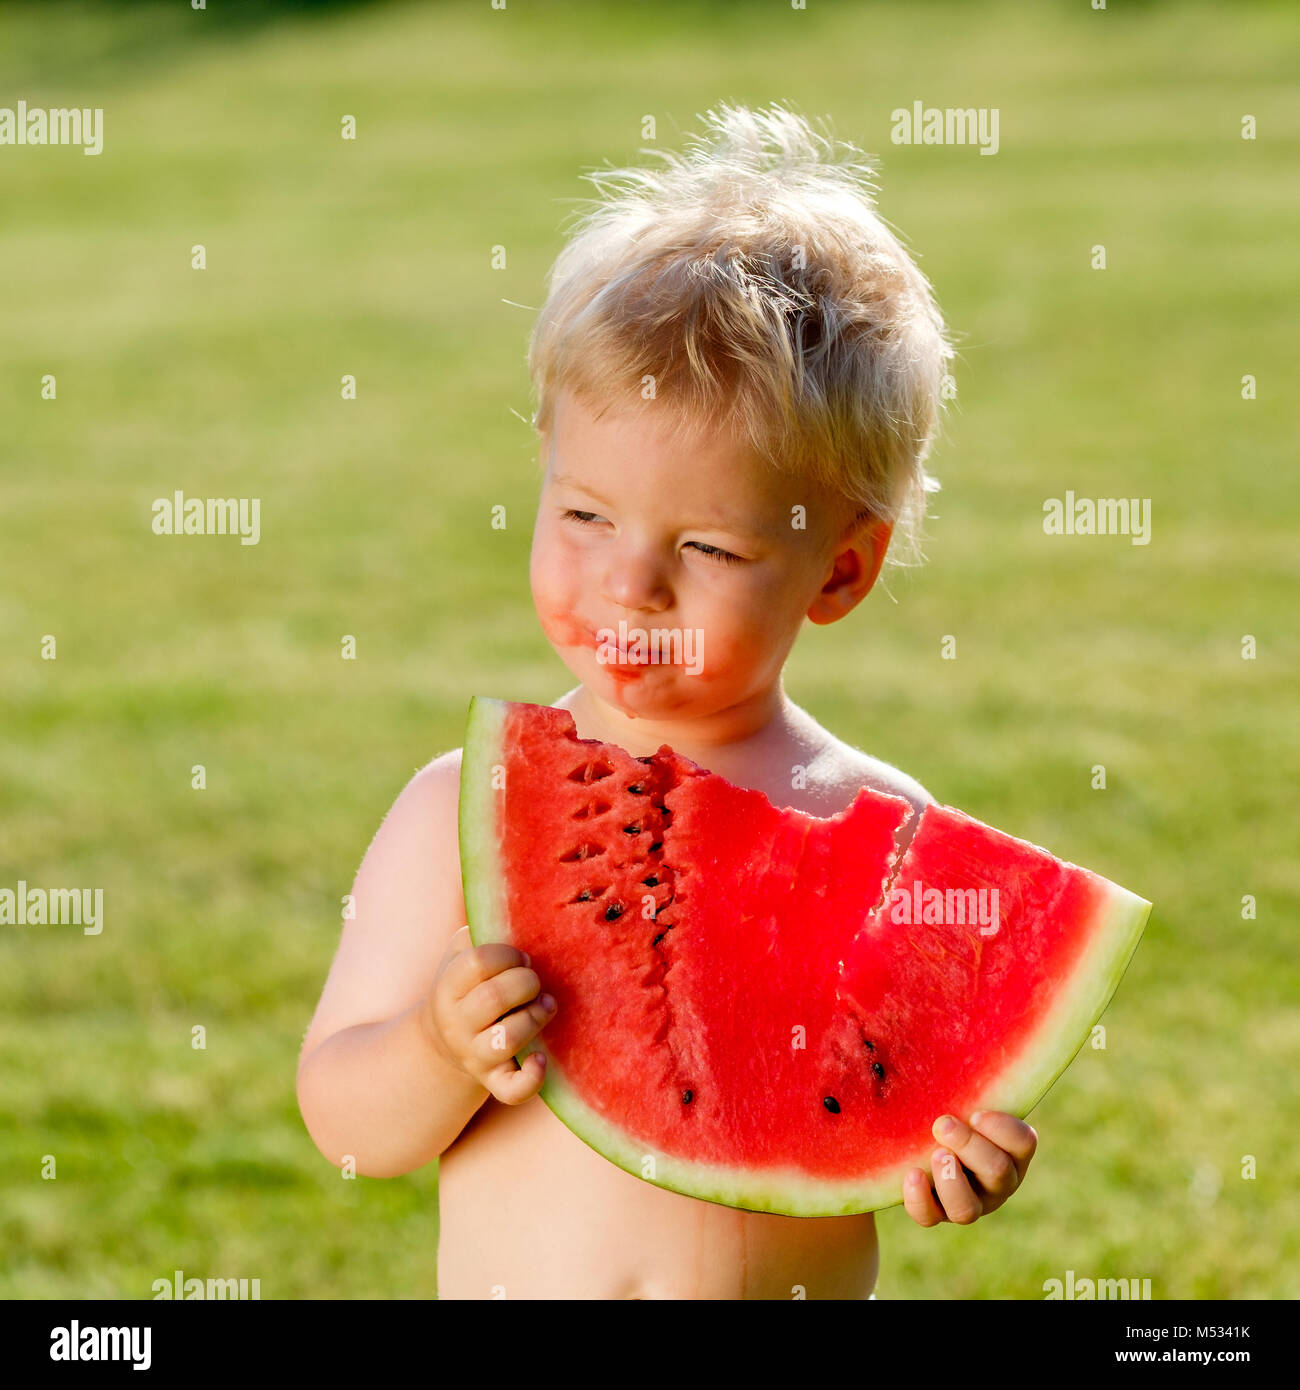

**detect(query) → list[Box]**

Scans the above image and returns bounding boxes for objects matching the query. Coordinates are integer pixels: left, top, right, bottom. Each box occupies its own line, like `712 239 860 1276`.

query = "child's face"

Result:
530 388 889 722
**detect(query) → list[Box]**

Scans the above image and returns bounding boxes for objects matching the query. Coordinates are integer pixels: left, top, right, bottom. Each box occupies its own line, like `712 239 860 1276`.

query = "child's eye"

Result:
686 541 745 566
564 510 743 566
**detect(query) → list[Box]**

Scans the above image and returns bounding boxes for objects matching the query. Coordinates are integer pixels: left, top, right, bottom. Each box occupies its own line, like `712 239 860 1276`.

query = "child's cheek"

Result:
684 598 771 680
534 517 587 584
531 514 571 581
536 602 590 653
533 539 603 652
734 578 810 668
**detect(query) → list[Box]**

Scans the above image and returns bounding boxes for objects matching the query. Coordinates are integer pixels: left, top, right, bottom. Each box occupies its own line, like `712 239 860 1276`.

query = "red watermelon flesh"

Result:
459 697 1151 1217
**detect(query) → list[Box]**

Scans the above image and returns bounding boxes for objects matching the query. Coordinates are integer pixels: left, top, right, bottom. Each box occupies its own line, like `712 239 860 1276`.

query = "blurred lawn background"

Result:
1 0 1296 1299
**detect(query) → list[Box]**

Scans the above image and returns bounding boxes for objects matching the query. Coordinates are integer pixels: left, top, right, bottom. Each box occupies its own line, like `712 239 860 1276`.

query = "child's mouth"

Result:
578 619 702 674
594 634 648 665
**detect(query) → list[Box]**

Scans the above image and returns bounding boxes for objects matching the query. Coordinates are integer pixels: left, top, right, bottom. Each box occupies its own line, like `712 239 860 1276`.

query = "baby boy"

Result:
297 102 1036 1299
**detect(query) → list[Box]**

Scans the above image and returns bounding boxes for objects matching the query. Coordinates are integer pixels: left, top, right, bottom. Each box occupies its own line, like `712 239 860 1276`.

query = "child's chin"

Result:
591 666 713 711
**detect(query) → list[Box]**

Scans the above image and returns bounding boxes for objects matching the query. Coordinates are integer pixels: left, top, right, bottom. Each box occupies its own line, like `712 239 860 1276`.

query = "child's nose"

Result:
601 554 673 613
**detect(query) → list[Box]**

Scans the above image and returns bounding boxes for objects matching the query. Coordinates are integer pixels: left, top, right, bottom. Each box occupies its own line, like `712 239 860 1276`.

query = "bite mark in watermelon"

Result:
459 697 1151 1217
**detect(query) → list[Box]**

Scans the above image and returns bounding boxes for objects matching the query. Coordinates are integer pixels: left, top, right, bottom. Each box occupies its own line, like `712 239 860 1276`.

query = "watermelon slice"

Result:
459 697 1151 1218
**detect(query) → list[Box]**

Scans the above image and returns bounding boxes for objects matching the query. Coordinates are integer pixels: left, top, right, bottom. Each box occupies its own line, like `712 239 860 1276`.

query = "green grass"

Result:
1 0 1297 1299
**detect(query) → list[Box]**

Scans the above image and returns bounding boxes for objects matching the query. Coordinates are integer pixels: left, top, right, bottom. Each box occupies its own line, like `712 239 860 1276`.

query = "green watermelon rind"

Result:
459 697 512 951
459 695 1152 1218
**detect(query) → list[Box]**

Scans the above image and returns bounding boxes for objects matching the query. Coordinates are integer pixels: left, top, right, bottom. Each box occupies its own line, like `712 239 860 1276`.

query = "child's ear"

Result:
805 517 893 626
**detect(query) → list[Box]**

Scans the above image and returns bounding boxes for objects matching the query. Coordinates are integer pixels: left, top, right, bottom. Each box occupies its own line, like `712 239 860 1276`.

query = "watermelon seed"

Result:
568 760 614 782
567 760 614 782
824 1097 841 1114
682 1090 693 1104
863 1039 875 1051
651 925 674 946
628 784 645 795
573 889 591 902
641 875 659 887
871 1062 886 1081
649 841 663 852
623 823 642 835
560 843 605 862
604 903 625 922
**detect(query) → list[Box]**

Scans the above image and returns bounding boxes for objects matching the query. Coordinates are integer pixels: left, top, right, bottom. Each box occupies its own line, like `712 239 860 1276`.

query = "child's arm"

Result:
295 753 554 1177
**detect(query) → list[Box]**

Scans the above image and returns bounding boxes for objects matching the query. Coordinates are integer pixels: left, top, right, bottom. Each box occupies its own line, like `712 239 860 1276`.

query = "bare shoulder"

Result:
297 746 466 1072
406 746 466 889
801 730 933 822
356 745 464 869
831 746 932 816
420 745 464 800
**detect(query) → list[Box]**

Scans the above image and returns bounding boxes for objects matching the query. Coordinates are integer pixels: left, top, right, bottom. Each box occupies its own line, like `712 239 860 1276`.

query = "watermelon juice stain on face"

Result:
536 609 590 651
534 605 653 714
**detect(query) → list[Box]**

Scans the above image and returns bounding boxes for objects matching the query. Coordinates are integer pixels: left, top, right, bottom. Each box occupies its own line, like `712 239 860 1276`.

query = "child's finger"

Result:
473 994 557 1061
484 1051 547 1106
931 1115 1020 1201
902 1167 946 1227
968 1111 1038 1181
462 965 542 1033
931 1148 982 1224
444 943 532 1003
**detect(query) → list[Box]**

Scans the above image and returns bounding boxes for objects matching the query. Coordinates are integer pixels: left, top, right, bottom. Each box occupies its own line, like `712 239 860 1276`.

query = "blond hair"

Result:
528 101 955 566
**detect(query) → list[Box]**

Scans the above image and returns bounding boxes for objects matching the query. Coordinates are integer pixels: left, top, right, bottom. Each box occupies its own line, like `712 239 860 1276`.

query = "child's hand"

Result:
424 925 558 1105
902 1112 1037 1226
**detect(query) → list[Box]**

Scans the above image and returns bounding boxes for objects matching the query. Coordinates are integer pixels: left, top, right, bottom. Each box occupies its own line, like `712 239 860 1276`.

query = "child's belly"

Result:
436 1091 879 1300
